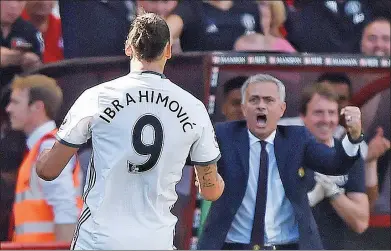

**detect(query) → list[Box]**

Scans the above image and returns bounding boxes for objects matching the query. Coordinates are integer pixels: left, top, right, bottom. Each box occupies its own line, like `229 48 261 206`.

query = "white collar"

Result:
248 129 276 146
26 120 56 150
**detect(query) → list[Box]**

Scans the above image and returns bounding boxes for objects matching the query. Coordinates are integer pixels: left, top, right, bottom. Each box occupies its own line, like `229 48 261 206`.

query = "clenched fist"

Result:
340 106 362 140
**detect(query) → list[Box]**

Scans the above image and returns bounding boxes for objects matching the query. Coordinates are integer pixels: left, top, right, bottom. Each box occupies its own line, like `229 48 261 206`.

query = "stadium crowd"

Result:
1 0 390 250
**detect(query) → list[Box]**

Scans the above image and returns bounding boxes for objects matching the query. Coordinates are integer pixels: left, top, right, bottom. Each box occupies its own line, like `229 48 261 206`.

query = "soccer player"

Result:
36 13 224 250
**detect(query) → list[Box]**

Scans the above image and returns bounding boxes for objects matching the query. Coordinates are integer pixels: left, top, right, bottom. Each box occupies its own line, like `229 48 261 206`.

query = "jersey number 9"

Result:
128 114 164 173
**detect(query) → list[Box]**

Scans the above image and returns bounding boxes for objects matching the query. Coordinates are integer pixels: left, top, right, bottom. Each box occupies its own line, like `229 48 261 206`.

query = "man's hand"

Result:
366 127 390 163
340 106 362 140
314 173 345 198
21 52 41 71
307 182 325 207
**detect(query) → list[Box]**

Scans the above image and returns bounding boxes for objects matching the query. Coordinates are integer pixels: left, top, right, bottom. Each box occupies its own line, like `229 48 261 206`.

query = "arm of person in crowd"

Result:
0 46 24 67
362 127 390 209
20 52 42 71
195 164 224 201
315 168 369 234
304 106 362 175
166 14 184 41
37 140 80 242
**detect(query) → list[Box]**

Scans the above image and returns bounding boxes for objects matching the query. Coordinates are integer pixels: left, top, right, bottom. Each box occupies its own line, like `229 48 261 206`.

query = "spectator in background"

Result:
302 83 369 249
360 17 390 56
359 17 390 216
6 75 82 243
234 1 296 53
280 73 390 196
135 0 181 54
59 0 136 58
22 1 64 63
166 0 263 52
136 0 177 18
285 0 373 53
1 0 43 89
221 76 247 121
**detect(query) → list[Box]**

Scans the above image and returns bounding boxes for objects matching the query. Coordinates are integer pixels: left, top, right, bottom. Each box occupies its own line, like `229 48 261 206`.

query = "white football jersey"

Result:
57 71 221 250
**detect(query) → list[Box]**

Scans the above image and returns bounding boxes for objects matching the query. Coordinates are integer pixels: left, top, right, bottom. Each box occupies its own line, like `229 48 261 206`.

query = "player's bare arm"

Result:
195 164 225 201
36 141 79 181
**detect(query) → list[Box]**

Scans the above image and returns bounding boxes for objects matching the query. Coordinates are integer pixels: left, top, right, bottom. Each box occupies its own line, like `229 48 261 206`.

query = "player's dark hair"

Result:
223 76 247 98
126 12 170 62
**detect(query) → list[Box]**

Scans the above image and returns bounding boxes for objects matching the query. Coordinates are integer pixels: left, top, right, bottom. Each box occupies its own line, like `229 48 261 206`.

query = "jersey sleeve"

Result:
189 102 221 165
56 89 97 147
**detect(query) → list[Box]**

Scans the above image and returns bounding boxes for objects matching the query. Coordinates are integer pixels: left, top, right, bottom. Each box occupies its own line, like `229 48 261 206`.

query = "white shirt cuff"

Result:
359 141 368 159
342 135 360 157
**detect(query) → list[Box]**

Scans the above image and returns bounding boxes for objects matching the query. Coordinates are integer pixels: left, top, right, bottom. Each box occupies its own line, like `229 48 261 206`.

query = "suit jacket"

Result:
197 120 360 250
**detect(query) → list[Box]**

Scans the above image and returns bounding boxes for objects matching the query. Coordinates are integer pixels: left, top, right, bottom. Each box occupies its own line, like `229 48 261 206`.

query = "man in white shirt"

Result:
36 13 224 250
6 74 81 242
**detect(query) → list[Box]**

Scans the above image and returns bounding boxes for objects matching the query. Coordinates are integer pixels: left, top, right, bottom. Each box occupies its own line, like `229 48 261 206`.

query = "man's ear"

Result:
31 100 45 113
125 44 133 57
279 101 286 118
164 42 172 59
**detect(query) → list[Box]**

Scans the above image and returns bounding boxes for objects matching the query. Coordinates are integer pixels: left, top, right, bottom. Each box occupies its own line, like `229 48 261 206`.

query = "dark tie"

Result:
250 140 269 250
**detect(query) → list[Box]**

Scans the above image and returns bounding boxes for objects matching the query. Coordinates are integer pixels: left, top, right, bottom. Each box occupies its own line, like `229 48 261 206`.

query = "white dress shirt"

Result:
226 130 299 245
27 120 80 224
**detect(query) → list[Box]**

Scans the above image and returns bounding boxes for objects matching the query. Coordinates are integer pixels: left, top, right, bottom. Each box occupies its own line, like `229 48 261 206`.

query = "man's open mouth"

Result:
256 114 267 127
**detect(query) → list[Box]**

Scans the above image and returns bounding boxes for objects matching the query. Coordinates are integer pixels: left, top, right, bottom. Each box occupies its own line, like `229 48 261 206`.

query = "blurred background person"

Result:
166 0 263 52
360 17 390 56
234 1 296 53
59 0 135 58
6 75 82 243
21 1 64 63
1 0 43 89
1 1 43 240
301 83 369 249
136 0 177 18
284 0 373 53
221 76 246 121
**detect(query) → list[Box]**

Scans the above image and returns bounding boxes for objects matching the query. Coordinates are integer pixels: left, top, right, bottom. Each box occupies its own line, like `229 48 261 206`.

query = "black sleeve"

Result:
25 22 43 58
345 158 366 193
32 32 43 58
303 128 360 175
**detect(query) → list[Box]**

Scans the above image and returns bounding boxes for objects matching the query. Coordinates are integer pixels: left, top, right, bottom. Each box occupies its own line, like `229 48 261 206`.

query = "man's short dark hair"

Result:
300 82 339 115
126 12 170 62
223 76 247 98
316 72 352 94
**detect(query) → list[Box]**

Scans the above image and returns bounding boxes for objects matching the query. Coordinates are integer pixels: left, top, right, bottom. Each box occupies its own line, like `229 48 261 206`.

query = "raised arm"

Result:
304 106 363 175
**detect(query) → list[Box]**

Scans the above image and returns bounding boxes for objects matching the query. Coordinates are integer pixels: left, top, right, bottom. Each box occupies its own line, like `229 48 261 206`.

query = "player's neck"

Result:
130 59 165 74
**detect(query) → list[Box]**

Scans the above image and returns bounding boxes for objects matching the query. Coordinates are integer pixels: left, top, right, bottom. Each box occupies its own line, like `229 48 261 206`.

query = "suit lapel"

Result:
274 127 289 177
234 125 250 179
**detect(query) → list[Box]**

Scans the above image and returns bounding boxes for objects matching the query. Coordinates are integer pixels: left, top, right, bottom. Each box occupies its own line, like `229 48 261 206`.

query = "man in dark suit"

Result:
198 74 364 250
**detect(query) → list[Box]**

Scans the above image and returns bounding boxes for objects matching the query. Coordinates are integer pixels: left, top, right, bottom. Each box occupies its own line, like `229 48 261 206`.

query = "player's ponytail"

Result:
125 13 170 62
